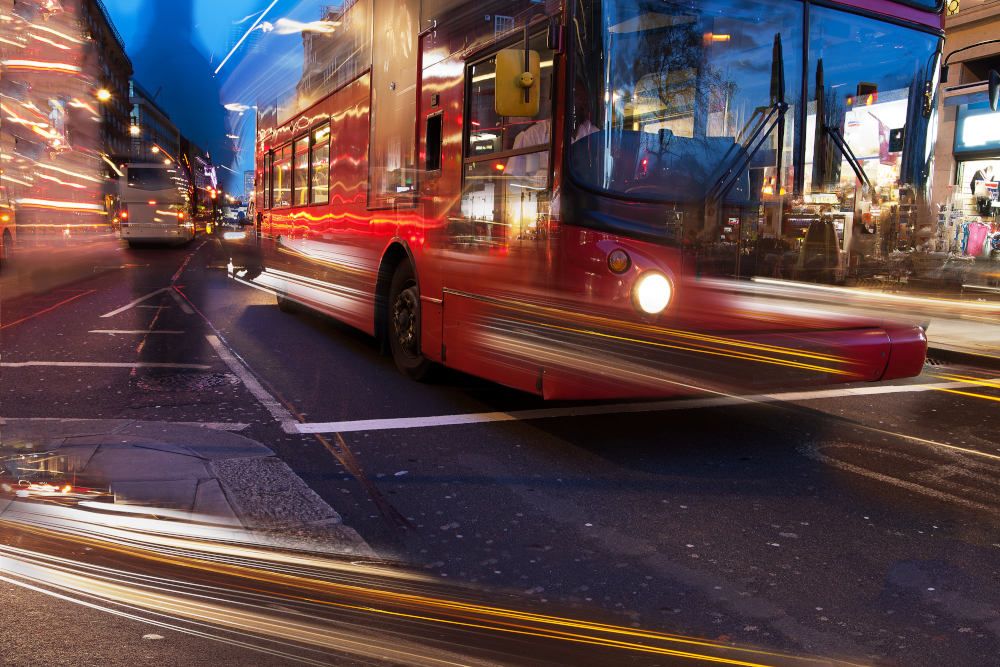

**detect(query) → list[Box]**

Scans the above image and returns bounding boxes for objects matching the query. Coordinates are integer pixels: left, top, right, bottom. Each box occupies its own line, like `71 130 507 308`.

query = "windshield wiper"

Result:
707 100 789 202
823 124 872 191
707 33 788 203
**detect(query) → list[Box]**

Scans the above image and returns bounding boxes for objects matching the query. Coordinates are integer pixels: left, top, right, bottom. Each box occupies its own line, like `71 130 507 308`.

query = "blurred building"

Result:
129 81 181 163
228 23 264 59
0 0 112 239
181 137 218 221
932 0 1000 251
296 1 368 105
79 0 133 161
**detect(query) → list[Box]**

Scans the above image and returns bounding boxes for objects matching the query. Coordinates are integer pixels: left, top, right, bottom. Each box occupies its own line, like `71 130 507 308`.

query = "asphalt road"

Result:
2 237 999 666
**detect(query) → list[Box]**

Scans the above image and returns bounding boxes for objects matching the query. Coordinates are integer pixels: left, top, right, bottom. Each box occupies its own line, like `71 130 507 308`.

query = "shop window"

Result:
273 145 292 208
311 123 331 204
293 136 310 206
954 101 1000 155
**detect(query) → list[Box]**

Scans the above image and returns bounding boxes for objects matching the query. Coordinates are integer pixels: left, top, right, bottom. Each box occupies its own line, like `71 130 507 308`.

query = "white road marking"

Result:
293 377 999 435
89 330 184 335
205 334 299 431
1 362 211 370
0 418 248 432
168 287 195 314
802 443 1000 515
100 288 170 318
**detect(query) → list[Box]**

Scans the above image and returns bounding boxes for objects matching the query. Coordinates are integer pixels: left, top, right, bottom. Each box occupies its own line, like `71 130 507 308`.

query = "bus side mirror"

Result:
495 48 541 117
989 69 999 112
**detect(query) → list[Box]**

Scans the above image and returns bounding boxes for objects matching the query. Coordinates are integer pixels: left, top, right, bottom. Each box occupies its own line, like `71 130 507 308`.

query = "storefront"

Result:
938 99 1000 262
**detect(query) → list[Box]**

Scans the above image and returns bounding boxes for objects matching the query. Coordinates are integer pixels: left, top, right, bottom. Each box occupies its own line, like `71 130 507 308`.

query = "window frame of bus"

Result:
272 144 293 209
461 29 555 182
293 134 310 207
892 0 943 12
264 152 273 209
310 122 331 205
425 111 444 175
267 121 333 210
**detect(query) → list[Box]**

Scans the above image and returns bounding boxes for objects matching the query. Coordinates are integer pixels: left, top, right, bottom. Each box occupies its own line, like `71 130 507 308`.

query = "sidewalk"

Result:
0 419 374 557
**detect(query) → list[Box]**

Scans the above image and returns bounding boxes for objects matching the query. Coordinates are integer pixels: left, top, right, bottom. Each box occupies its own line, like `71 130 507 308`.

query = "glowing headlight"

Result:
633 272 672 314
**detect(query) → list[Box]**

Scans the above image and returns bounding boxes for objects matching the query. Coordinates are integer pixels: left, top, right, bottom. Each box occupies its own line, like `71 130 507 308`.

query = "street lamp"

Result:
96 88 112 102
151 146 160 154
129 125 141 137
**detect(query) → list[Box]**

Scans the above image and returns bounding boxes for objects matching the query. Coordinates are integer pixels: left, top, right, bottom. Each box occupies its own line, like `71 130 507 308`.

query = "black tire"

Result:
276 294 299 313
388 262 432 380
0 230 11 268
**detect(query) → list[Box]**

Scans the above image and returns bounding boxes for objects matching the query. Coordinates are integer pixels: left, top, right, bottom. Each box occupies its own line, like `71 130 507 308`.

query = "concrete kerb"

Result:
0 418 375 558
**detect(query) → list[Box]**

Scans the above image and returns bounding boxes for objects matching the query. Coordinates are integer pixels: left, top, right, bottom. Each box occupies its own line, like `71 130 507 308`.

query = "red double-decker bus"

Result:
236 0 943 399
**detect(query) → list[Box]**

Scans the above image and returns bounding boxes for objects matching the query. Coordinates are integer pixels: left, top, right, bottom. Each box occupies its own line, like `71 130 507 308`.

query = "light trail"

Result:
0 512 846 666
1 58 82 73
215 0 281 75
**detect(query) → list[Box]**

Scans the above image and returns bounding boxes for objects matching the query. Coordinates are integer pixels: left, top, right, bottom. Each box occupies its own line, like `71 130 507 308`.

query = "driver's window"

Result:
458 33 554 248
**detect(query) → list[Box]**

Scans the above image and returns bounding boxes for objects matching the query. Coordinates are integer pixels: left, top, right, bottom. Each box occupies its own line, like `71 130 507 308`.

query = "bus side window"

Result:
458 32 555 249
426 113 443 173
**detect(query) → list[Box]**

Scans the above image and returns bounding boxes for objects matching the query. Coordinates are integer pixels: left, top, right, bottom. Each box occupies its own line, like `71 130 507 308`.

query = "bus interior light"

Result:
634 272 672 315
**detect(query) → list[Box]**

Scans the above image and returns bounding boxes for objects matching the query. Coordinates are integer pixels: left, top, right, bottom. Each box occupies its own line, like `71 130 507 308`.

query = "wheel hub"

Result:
393 286 418 356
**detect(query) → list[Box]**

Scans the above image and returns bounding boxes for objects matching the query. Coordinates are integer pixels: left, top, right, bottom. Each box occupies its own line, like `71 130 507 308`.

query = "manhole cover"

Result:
136 373 240 392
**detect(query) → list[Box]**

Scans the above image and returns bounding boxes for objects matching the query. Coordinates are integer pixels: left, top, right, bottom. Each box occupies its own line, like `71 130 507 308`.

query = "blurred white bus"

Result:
119 163 194 246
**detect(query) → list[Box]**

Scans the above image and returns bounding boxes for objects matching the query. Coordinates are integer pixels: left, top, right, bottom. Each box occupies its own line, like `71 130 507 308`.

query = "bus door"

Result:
441 30 559 393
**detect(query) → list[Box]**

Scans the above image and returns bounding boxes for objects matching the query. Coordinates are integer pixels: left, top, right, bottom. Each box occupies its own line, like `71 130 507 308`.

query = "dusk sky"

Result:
102 0 315 191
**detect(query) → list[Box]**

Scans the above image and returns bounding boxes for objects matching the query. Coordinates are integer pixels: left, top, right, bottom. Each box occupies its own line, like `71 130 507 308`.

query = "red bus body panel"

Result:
243 0 935 400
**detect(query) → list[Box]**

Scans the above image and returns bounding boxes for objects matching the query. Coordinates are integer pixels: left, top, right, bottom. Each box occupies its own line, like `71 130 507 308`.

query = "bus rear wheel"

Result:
0 230 12 268
388 262 431 381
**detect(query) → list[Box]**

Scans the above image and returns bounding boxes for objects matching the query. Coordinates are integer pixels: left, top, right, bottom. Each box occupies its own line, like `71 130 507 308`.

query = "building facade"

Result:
932 0 1000 259
80 0 133 160
129 81 181 163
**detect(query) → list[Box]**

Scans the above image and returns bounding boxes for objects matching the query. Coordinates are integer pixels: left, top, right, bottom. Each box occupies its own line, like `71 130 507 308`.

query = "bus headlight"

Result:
633 272 672 315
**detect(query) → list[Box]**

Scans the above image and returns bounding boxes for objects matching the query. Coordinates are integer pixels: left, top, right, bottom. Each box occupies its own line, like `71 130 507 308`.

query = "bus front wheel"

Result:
388 262 431 381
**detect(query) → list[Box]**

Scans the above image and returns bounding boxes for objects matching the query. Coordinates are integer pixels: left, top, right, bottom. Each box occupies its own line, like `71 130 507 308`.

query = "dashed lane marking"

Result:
89 330 184 335
204 334 298 431
292 377 1000 436
0 362 211 370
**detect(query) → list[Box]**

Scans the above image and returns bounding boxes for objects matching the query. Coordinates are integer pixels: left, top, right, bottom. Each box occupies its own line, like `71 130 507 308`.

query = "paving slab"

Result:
0 419 373 557
0 419 132 451
116 421 273 460
83 446 211 482
192 478 243 527
111 479 199 510
42 444 101 475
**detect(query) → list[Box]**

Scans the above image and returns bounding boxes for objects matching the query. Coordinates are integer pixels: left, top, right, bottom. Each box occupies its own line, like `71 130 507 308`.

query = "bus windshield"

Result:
126 167 181 194
570 0 941 209
570 0 804 203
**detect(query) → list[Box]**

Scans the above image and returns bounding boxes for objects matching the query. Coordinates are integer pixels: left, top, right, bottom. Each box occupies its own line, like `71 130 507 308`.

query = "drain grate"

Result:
136 372 240 392
924 357 946 367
